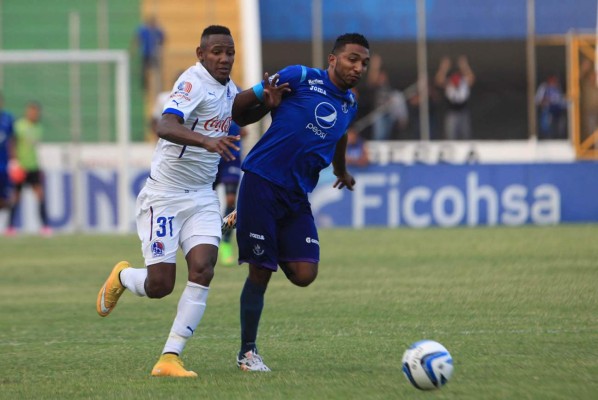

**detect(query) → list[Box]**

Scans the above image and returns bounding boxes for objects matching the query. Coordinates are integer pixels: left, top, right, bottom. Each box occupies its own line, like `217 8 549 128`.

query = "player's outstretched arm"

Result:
232 72 290 126
156 113 240 161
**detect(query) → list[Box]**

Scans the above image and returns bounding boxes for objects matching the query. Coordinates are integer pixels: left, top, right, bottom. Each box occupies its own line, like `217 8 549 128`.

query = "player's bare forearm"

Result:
233 102 271 126
232 73 290 126
232 89 263 125
332 134 348 175
332 134 355 190
157 114 240 160
156 114 204 146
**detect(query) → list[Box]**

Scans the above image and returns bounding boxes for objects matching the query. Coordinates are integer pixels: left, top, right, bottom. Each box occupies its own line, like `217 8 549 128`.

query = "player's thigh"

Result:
179 190 221 244
136 187 189 266
278 207 320 265
146 262 177 297
179 191 221 283
236 173 280 271
279 261 318 287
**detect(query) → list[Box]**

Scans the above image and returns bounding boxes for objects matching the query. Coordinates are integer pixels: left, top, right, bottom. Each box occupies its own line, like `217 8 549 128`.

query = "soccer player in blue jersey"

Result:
232 33 370 371
0 93 15 213
215 121 245 265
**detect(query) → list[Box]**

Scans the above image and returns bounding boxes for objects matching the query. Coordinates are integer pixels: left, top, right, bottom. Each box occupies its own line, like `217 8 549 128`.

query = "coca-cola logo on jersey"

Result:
203 116 232 132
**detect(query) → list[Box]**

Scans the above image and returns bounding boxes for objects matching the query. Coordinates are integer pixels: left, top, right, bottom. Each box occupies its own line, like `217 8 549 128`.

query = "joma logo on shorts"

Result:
249 232 265 240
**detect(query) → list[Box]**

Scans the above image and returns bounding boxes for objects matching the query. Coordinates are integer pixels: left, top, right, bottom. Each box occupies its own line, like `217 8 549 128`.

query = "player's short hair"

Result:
331 33 369 55
201 25 231 40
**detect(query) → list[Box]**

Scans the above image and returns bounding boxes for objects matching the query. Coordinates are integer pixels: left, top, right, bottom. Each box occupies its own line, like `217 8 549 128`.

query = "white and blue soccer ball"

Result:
401 340 454 390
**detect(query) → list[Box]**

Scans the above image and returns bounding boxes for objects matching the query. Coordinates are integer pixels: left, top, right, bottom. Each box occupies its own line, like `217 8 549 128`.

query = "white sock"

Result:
162 281 209 355
119 268 147 297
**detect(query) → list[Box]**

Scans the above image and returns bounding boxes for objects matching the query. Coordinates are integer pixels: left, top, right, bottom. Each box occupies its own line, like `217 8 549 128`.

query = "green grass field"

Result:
1 225 597 399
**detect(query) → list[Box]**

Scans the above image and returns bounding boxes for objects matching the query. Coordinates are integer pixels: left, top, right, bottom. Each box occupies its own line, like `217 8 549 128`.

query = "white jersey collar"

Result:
195 62 229 86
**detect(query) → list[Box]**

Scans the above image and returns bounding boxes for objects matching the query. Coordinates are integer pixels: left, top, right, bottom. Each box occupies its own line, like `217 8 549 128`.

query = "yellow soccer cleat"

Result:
96 261 129 317
151 354 198 377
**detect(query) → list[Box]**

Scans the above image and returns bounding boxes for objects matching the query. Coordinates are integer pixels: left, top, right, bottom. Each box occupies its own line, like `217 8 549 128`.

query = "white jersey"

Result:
147 62 238 190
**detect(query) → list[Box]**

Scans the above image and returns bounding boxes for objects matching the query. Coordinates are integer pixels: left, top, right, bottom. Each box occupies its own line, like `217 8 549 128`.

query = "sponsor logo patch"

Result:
310 86 327 95
306 122 328 139
314 102 337 129
204 116 232 132
249 232 265 240
305 237 320 246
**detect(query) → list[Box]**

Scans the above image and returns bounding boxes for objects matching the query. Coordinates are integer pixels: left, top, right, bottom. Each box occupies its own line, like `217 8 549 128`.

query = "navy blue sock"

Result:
240 278 266 355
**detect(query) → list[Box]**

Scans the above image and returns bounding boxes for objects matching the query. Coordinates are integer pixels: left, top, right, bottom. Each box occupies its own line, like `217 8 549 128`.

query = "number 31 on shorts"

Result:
156 216 174 237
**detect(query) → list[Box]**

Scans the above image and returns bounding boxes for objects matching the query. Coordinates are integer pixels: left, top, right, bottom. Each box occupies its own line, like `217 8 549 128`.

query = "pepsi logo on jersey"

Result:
314 102 337 129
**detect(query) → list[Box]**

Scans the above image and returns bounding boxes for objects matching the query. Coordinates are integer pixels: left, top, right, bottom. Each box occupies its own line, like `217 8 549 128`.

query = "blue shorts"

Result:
236 171 319 271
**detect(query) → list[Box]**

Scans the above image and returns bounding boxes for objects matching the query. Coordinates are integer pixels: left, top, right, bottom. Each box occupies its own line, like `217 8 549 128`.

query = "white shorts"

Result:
136 185 222 266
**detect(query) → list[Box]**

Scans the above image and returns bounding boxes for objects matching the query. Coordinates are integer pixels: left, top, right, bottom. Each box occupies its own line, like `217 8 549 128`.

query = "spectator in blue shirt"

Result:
535 74 567 139
136 16 165 91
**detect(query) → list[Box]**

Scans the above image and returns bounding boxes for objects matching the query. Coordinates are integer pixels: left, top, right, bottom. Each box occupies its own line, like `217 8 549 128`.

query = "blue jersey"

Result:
242 65 357 193
0 110 15 171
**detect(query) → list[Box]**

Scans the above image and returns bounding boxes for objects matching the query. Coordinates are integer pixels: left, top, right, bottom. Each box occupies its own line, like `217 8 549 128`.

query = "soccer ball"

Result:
401 340 454 390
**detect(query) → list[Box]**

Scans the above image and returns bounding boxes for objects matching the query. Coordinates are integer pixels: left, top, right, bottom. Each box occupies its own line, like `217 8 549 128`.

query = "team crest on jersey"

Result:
342 102 349 113
151 240 165 257
177 81 193 93
252 244 265 256
314 102 337 129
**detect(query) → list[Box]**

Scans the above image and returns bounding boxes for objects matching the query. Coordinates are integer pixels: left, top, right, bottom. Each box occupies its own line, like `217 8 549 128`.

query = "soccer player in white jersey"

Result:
96 25 288 378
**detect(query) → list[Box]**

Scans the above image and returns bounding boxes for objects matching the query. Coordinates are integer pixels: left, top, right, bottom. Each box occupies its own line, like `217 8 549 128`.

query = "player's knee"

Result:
290 273 317 287
145 280 174 298
188 261 215 286
287 264 318 287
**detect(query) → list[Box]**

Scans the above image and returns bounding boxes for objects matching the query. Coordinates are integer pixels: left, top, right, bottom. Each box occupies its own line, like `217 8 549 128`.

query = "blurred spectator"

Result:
405 77 442 140
345 125 369 167
535 73 567 139
580 59 598 143
6 102 51 236
215 121 246 266
435 56 475 140
367 54 408 140
0 92 15 211
135 16 165 91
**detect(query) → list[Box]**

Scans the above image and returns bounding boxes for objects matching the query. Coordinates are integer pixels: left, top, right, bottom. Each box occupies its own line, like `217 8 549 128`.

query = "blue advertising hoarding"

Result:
9 162 598 232
310 163 598 228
